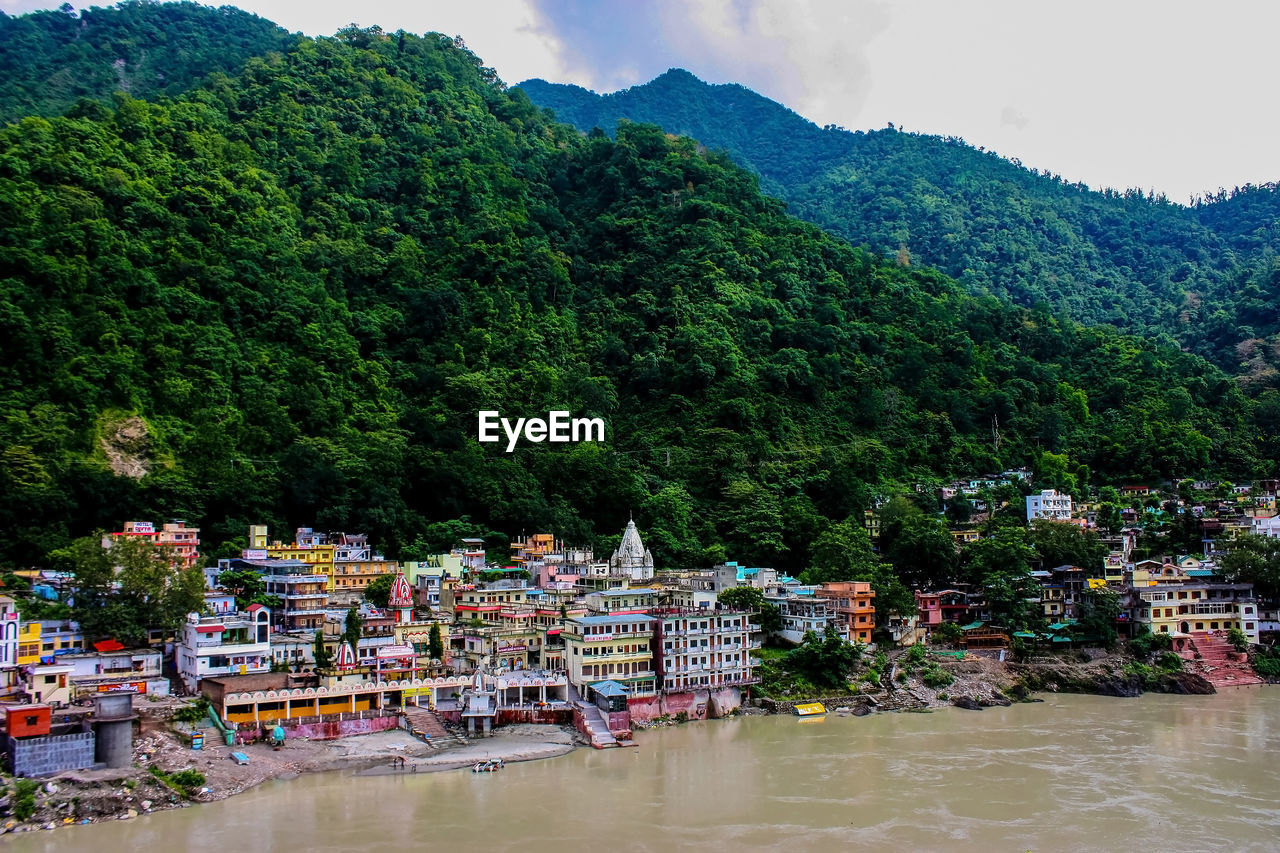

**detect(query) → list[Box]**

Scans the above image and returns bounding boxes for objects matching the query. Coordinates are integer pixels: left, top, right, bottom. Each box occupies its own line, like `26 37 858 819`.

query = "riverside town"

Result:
3 2 1280 848
2 472 1280 834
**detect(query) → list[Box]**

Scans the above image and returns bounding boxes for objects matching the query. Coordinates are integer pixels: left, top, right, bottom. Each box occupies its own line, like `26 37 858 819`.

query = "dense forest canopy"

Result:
519 70 1280 386
0 0 296 123
0 13 1273 574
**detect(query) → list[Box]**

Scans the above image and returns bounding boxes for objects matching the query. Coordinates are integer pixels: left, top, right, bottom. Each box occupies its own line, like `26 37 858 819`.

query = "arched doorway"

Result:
1180 621 1191 634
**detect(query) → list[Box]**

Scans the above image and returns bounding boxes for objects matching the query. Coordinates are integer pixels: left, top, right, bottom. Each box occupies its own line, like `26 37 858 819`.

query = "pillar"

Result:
93 694 137 769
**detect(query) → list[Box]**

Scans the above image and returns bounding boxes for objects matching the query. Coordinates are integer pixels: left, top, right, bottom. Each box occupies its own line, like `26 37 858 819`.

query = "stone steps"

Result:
1188 634 1264 688
402 706 465 745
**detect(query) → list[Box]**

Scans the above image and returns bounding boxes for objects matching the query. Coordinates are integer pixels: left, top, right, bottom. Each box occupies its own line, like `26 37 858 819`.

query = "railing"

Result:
195 637 265 648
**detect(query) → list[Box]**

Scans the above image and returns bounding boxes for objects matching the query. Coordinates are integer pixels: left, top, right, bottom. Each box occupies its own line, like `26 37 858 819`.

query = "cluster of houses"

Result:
892 477 1280 687
4 473 1279 772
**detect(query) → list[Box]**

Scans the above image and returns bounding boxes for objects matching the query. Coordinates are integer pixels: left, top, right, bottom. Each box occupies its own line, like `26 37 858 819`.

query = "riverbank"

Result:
0 720 581 836
754 648 1218 716
0 648 1229 836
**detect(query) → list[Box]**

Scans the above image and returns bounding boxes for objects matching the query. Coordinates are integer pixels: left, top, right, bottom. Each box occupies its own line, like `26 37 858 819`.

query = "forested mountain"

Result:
518 71 1280 382
0 24 1271 574
0 0 296 123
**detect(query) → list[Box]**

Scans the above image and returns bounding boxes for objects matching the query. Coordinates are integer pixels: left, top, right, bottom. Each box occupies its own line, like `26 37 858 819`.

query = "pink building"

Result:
108 520 201 569
915 591 943 630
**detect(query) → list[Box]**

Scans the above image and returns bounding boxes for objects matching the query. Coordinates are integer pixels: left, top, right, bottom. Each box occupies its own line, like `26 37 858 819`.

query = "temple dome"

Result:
388 571 413 608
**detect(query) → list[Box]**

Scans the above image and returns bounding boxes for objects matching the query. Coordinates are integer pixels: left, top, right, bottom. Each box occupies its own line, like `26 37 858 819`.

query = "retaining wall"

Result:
8 732 96 777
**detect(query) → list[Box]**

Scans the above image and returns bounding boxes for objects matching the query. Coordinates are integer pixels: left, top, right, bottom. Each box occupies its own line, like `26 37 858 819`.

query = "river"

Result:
9 691 1280 852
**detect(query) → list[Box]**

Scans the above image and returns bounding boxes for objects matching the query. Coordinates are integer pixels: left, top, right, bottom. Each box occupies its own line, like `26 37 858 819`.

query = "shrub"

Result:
1226 628 1249 653
13 779 38 821
921 664 954 688
172 696 211 724
933 622 964 646
1157 651 1184 673
905 644 926 664
1129 631 1173 658
1252 648 1280 678
169 770 206 789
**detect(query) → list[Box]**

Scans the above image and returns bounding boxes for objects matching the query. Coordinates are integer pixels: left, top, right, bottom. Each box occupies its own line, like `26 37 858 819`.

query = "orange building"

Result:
816 581 877 644
107 520 201 569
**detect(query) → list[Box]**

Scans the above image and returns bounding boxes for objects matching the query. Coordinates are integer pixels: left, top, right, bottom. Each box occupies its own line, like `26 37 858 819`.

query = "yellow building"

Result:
563 613 656 696
333 559 397 594
17 622 40 667
266 542 336 592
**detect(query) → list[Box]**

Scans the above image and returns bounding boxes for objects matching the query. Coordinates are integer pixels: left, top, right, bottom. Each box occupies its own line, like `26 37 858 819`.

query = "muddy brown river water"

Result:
9 690 1280 852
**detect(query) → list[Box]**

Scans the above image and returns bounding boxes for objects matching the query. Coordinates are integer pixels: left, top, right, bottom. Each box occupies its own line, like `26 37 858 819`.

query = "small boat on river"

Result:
472 758 505 772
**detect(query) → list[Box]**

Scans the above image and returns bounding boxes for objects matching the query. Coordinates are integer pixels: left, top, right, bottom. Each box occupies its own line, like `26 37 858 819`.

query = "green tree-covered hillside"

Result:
519 70 1280 380
0 0 296 123
0 28 1268 573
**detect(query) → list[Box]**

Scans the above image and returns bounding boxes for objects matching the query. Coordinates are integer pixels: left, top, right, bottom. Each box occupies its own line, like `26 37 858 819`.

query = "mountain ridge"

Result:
518 69 1280 380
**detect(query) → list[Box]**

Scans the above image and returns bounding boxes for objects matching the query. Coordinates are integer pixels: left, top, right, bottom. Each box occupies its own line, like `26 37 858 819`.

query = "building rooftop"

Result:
570 614 655 626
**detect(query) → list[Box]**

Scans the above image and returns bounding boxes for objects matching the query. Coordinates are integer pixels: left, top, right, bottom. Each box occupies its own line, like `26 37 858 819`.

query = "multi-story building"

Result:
766 593 851 645
1026 490 1073 521
1034 565 1087 620
915 591 943 633
17 620 40 667
654 610 759 693
563 614 656 696
0 596 19 699
222 557 328 632
815 582 877 645
584 587 658 615
106 520 201 569
176 604 271 692
252 525 338 592
444 581 532 623
1135 583 1259 642
331 532 397 603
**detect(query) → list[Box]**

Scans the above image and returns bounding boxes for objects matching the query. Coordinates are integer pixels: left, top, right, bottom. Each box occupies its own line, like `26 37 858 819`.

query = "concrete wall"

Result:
95 720 133 769
9 732 95 777
627 687 743 722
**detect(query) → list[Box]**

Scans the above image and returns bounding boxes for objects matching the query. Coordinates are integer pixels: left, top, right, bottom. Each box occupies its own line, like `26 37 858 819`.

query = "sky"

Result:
3 0 1277 203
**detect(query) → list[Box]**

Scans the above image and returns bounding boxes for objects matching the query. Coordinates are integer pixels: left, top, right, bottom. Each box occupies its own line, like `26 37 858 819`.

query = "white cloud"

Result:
6 0 1279 200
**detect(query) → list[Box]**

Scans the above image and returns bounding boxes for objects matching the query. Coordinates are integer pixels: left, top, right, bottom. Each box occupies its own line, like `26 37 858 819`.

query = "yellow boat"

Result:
793 702 827 717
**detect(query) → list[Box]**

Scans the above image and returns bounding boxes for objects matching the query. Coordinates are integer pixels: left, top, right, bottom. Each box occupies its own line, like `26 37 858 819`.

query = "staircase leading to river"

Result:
1186 633 1264 689
402 705 466 746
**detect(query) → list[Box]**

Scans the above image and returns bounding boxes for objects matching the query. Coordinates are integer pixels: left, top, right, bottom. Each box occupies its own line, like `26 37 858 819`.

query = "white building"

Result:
655 610 759 693
57 645 168 698
1251 516 1280 538
176 604 271 693
0 596 20 700
765 594 851 645
1026 489 1073 521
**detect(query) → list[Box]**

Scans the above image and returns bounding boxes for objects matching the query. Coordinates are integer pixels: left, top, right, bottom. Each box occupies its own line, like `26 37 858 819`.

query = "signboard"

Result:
97 681 147 694
131 522 154 534
377 644 415 658
496 644 527 654
242 549 267 560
